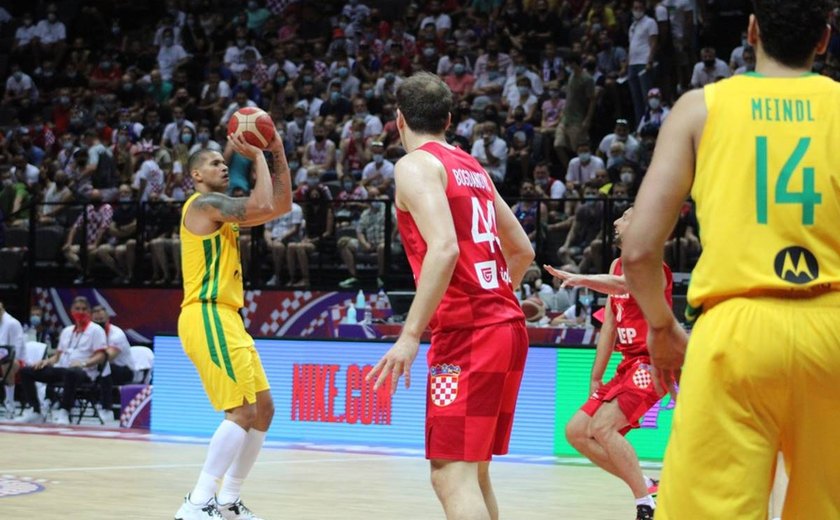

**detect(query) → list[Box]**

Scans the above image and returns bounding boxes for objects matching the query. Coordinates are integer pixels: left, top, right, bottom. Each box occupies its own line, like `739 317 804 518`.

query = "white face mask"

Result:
632 9 644 20
648 98 661 110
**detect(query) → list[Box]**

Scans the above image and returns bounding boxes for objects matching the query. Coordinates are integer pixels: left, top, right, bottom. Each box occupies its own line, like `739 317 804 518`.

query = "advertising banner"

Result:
152 336 558 455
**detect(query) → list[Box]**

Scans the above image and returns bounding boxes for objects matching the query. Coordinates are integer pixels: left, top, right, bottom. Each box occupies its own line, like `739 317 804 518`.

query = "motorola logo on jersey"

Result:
774 246 819 284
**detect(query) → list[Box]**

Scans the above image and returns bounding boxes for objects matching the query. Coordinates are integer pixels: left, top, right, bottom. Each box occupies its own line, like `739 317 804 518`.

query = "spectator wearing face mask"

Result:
339 118 371 180
733 46 756 75
157 28 190 81
691 47 731 88
556 182 605 273
3 64 37 108
223 28 262 76
320 82 353 120
264 201 304 287
301 124 337 184
627 0 659 124
504 76 539 124
637 88 670 133
40 171 73 224
443 57 475 99
472 58 506 106
332 56 361 98
187 125 221 154
287 184 335 288
598 119 640 163
89 58 122 95
360 141 394 196
13 13 39 61
95 182 137 284
566 142 605 189
34 4 67 61
472 121 508 184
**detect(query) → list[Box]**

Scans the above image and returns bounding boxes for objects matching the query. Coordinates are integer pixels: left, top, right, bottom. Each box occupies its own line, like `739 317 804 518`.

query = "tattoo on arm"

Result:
272 154 288 198
193 193 247 221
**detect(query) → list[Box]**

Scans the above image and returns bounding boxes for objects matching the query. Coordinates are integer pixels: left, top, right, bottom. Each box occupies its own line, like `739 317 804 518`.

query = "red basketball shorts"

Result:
581 356 664 435
425 320 529 462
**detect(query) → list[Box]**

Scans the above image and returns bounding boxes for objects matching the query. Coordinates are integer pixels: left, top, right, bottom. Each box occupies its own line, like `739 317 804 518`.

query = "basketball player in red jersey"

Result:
546 207 672 520
367 72 534 520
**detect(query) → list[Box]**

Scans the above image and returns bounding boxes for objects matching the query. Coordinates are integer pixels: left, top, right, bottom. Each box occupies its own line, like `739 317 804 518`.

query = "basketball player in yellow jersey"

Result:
621 1 840 518
174 132 291 520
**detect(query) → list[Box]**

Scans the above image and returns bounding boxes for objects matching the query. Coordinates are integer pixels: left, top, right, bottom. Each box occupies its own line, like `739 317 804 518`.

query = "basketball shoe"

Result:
647 477 659 498
217 498 264 520
175 494 223 519
636 504 655 520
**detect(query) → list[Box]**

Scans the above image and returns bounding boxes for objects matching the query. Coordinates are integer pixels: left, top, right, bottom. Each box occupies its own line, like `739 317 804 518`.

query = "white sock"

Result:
217 428 266 505
644 475 656 488
4 385 14 406
190 420 247 504
636 495 656 509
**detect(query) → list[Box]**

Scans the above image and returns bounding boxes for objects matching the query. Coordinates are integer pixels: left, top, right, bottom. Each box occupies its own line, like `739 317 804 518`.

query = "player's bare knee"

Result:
256 395 275 427
227 403 257 430
565 415 588 447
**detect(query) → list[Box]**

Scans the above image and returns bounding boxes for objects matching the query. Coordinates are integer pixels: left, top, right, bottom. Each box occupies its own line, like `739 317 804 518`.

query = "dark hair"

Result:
188 149 215 173
752 0 830 68
396 72 452 135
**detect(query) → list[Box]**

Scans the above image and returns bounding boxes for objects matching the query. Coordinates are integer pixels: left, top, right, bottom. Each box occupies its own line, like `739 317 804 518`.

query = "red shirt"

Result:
397 141 524 333
609 259 673 359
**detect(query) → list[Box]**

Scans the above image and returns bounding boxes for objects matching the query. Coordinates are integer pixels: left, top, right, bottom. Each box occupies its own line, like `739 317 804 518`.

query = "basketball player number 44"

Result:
471 197 510 288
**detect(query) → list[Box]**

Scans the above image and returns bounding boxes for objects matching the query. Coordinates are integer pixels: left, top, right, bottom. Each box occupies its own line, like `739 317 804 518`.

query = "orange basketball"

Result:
227 107 276 149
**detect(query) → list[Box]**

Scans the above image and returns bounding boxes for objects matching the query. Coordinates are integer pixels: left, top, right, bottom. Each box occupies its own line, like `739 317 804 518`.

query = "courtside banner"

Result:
553 349 674 460
152 336 556 455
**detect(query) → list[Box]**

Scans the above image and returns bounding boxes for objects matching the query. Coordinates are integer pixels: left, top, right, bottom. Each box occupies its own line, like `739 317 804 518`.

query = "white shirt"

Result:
6 73 35 97
104 323 134 371
566 155 606 185
660 0 693 40
456 118 477 139
267 59 299 81
419 13 452 33
15 24 39 46
730 45 747 68
266 203 303 240
471 137 508 183
628 15 659 65
157 44 189 80
598 134 641 162
0 311 24 360
296 97 324 121
35 19 66 44
361 159 395 185
201 81 232 101
133 159 166 201
691 58 731 87
56 323 107 380
161 120 196 147
223 45 262 74
341 114 383 140
342 3 371 23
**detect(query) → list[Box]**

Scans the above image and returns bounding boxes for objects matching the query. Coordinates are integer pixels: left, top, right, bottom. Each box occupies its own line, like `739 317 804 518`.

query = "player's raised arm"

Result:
264 131 293 221
187 135 275 229
493 188 535 289
544 265 628 295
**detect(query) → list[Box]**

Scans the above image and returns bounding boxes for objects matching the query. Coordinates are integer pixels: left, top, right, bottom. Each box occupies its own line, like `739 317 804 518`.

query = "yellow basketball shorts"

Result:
658 293 840 519
178 303 269 411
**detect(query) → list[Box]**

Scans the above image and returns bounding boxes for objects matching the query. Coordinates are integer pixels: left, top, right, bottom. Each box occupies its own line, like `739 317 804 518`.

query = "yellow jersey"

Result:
687 73 840 320
180 192 244 310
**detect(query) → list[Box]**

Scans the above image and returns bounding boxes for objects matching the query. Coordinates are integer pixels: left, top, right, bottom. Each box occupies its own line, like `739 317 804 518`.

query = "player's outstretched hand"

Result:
544 264 582 288
367 335 420 395
648 317 688 401
227 133 262 161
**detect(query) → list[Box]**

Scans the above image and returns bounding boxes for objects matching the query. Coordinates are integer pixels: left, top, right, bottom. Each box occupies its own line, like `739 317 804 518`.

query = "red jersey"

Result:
609 259 673 359
397 141 525 333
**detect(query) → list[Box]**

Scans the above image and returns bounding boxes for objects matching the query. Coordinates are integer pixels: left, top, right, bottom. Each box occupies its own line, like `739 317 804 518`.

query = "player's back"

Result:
396 141 524 332
688 73 840 318
180 192 245 310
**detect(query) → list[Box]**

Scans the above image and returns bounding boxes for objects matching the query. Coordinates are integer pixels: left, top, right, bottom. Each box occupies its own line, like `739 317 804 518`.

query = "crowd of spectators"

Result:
1 0 839 290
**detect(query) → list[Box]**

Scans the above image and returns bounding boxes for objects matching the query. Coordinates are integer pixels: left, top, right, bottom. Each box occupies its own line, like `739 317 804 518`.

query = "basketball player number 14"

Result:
755 136 822 225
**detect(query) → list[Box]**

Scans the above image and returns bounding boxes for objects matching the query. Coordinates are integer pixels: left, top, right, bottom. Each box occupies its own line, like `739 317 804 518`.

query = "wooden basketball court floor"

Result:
0 423 661 519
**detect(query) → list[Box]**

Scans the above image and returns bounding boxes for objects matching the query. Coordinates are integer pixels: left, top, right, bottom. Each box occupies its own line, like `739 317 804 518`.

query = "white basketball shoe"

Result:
174 494 224 519
217 498 264 520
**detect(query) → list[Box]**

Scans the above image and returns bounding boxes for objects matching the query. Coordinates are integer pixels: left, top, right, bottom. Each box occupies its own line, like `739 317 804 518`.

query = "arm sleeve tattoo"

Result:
192 193 248 221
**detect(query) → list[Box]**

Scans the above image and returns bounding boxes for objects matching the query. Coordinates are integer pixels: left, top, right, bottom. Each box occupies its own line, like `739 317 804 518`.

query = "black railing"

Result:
0 197 694 290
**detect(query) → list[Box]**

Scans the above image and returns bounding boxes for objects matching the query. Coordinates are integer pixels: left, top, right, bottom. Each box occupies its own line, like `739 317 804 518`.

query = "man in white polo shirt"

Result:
91 306 136 422
627 0 659 125
16 296 107 424
0 301 24 415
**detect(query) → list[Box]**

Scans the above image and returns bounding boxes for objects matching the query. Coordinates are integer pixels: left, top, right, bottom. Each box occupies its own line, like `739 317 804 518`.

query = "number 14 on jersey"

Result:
755 136 822 225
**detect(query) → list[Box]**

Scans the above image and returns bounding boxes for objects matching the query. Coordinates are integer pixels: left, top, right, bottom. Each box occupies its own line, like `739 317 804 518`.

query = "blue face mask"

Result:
453 64 465 75
337 66 349 78
30 315 42 327
306 177 318 186
330 91 340 103
181 133 193 144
